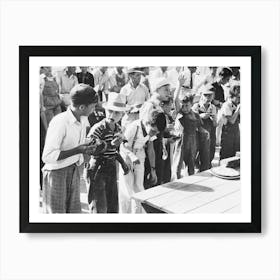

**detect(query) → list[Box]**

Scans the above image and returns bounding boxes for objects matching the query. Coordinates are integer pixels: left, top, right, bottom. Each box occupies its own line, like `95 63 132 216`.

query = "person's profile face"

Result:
157 85 171 100
105 109 123 123
232 93 240 105
80 103 96 116
221 75 231 85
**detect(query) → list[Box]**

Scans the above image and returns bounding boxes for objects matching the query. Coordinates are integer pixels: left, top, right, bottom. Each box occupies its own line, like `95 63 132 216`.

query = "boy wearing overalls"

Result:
172 94 203 179
192 85 217 169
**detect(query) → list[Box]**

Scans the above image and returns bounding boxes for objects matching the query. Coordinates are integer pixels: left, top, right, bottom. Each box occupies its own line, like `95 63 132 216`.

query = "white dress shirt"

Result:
120 82 149 106
42 108 89 170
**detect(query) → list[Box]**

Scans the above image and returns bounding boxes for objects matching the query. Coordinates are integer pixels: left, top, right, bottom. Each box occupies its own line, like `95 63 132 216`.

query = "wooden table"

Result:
132 170 240 214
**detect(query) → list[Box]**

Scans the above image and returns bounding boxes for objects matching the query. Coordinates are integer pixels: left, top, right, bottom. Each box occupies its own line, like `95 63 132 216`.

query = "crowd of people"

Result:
40 66 240 214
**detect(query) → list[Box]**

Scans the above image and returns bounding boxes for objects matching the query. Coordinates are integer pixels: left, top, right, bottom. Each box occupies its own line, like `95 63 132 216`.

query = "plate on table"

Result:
211 166 240 180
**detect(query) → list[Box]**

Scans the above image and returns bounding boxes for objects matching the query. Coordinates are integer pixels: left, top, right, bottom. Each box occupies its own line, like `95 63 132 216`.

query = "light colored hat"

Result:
199 84 215 95
154 77 170 91
102 92 130 112
126 66 144 74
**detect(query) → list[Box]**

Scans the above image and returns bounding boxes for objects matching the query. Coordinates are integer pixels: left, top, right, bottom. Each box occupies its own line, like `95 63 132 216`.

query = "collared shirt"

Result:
92 68 116 92
42 108 89 170
56 70 78 94
120 82 149 107
121 119 150 161
192 101 217 116
87 119 122 159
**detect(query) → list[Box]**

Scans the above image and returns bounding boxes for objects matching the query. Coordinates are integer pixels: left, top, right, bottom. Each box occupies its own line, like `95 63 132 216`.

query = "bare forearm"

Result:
57 146 81 160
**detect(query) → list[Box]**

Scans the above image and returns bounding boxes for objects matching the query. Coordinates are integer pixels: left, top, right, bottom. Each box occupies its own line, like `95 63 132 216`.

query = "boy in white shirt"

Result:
42 84 98 213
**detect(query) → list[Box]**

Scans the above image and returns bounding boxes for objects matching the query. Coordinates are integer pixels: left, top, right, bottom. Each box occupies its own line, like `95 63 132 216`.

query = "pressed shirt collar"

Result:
66 108 81 125
63 69 75 79
198 101 212 111
129 80 142 90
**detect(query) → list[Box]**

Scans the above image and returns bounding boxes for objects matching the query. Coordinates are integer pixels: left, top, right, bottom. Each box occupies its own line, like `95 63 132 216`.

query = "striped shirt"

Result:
87 119 121 159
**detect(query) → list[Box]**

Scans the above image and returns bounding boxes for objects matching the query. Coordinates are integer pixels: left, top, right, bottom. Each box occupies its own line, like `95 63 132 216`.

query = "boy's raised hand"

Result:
178 72 187 87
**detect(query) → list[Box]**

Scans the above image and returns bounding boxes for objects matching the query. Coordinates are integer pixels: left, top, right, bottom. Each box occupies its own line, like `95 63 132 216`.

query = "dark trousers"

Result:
154 138 164 186
197 126 212 171
87 159 118 213
172 134 197 180
162 143 171 184
220 123 240 160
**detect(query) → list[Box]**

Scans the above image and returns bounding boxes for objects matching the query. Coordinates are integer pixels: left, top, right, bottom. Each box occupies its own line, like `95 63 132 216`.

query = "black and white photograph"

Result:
20 46 260 232
39 65 241 214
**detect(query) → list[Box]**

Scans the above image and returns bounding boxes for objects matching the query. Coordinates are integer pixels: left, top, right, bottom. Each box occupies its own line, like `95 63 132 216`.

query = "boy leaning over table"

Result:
42 84 99 213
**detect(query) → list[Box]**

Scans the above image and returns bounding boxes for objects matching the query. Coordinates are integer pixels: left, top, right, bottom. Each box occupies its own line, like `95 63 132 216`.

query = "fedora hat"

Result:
126 66 144 74
102 92 130 112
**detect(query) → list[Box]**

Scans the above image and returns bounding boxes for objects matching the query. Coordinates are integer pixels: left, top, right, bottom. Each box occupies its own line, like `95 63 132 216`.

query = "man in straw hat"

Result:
86 92 129 213
42 84 99 213
120 66 149 127
139 77 171 187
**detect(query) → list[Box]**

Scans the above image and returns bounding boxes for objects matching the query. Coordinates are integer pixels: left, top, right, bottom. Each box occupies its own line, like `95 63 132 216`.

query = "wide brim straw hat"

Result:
102 92 130 112
126 66 144 74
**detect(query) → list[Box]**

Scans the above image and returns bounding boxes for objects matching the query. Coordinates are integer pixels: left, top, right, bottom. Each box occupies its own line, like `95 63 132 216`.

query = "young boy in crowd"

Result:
218 83 240 160
86 92 129 213
140 77 171 186
42 84 98 213
192 84 217 169
160 97 177 183
172 94 206 179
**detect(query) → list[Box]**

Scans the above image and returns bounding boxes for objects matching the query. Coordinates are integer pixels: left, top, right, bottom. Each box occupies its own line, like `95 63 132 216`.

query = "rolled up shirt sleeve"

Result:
42 118 66 163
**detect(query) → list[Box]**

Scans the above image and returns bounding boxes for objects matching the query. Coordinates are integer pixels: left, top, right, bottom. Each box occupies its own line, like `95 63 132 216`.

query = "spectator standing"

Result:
86 92 129 213
40 66 62 125
114 67 127 93
92 66 116 102
56 66 78 109
118 109 160 213
120 67 149 127
192 85 217 169
212 67 233 145
41 84 98 213
140 77 171 186
77 67 94 87
218 83 240 160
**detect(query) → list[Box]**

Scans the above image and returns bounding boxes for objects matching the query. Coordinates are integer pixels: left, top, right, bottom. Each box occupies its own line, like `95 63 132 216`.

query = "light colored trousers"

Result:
118 157 146 214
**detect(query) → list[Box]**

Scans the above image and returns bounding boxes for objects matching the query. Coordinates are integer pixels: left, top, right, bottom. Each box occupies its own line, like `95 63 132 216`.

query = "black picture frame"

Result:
19 46 261 233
